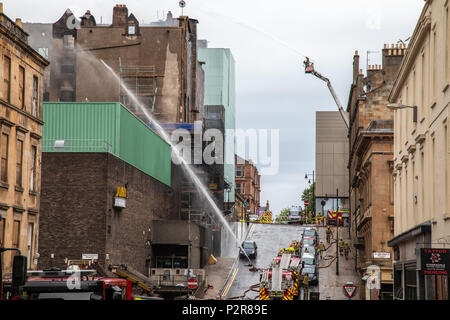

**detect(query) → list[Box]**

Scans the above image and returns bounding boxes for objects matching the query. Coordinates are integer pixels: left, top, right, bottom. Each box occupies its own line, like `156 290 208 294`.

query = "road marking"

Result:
247 224 256 239
221 267 239 298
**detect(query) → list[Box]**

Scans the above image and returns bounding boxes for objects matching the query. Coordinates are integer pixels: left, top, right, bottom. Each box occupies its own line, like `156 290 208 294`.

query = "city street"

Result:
221 223 320 300
1 0 447 304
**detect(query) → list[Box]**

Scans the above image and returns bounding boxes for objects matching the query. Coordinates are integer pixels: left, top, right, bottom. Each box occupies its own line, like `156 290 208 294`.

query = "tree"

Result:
301 182 315 216
275 208 290 224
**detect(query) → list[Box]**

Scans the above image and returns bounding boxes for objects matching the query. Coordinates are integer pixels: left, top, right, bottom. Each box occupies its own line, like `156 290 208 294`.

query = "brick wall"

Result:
39 152 179 274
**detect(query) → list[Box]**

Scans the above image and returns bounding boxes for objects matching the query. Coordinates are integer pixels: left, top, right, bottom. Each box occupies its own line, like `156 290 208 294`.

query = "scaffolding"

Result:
119 58 158 115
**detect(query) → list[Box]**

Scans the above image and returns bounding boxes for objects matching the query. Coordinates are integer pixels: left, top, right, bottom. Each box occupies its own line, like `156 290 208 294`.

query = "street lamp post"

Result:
305 171 315 217
387 103 418 122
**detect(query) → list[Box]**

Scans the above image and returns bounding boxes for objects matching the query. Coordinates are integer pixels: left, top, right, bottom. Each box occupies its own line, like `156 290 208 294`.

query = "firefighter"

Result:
278 248 283 255
317 240 326 259
326 226 332 243
344 241 350 260
302 274 310 300
317 211 322 225
338 237 344 256
304 247 310 254
288 246 295 254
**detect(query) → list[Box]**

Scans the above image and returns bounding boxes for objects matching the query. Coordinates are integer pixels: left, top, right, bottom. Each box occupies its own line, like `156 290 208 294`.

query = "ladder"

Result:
112 267 154 295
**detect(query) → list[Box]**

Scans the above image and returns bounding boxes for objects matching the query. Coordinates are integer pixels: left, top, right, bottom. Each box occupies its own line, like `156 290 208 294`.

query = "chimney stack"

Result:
353 50 360 83
112 4 128 26
15 18 22 28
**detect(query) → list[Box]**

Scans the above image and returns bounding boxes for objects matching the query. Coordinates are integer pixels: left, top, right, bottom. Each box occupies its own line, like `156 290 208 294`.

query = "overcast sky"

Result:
3 0 425 215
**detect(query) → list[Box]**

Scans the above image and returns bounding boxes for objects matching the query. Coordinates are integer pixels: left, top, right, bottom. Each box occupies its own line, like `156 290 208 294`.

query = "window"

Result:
1 133 9 183
60 90 74 102
446 6 449 84
27 223 34 268
30 145 37 192
16 139 23 187
12 220 21 257
433 30 437 102
32 76 38 117
236 183 241 194
19 66 25 109
0 215 5 247
236 166 245 177
128 25 136 35
3 56 11 103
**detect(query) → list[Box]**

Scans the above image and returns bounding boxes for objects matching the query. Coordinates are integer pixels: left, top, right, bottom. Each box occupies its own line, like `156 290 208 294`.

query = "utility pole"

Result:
336 189 339 276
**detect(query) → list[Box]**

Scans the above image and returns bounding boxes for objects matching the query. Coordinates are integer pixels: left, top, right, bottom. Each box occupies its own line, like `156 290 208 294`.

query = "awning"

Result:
387 221 431 247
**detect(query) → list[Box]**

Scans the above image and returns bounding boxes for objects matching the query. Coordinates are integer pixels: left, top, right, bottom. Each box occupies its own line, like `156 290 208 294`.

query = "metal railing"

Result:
42 139 113 153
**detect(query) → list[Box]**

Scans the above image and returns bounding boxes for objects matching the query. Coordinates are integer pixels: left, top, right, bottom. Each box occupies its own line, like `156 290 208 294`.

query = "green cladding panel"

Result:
43 102 171 186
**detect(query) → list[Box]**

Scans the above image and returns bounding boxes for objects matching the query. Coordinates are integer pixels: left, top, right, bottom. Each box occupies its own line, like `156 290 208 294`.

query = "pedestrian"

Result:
317 241 326 259
326 226 332 244
302 274 310 300
344 241 350 260
338 237 344 256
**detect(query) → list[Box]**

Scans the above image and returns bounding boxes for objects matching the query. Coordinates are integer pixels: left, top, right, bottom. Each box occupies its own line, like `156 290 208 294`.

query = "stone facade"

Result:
235 155 260 217
388 0 450 300
0 3 48 275
348 46 404 300
26 6 204 126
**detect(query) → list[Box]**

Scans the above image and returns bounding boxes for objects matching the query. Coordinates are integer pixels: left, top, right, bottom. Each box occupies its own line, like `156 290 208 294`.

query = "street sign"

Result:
343 283 358 299
82 253 98 260
420 248 450 275
304 200 309 207
187 278 198 289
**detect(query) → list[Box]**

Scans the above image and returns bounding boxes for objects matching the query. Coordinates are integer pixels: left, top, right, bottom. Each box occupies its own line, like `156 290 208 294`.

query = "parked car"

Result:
240 240 258 259
301 265 318 285
301 237 317 248
303 229 318 242
301 252 316 267
301 245 316 256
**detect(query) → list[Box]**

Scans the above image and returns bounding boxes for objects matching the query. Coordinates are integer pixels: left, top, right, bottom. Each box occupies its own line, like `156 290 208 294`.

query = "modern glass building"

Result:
198 44 236 205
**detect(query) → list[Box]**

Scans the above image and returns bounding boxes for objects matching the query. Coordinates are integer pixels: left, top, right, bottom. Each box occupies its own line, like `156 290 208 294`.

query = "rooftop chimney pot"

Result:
15 18 22 28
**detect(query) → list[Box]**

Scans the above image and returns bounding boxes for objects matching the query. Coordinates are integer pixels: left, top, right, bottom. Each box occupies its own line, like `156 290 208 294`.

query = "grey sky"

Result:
3 0 425 215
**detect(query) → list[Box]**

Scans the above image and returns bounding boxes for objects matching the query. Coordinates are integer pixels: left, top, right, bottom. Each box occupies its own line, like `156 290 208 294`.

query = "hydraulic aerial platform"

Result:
303 58 350 129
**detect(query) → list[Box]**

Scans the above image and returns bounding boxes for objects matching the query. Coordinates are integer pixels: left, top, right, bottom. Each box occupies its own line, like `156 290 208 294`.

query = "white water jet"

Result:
100 59 253 265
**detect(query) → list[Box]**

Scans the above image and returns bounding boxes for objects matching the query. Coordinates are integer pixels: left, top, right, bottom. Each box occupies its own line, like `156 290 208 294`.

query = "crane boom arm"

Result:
304 59 350 129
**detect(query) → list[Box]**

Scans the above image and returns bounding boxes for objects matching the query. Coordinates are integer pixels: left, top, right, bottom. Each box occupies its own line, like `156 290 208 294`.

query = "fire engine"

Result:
259 253 302 300
3 268 133 300
327 210 345 226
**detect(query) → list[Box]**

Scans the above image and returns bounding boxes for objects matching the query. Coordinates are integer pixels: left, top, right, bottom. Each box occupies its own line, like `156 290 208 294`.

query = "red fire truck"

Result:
4 268 133 300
